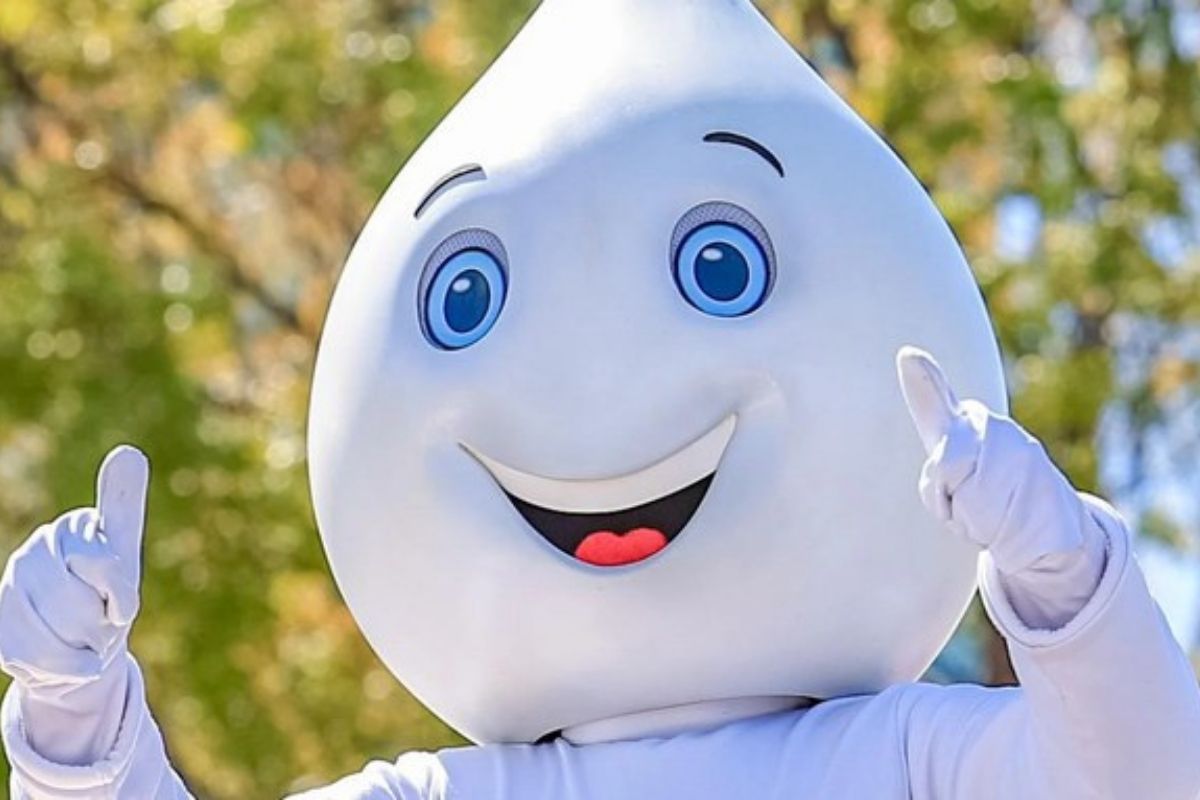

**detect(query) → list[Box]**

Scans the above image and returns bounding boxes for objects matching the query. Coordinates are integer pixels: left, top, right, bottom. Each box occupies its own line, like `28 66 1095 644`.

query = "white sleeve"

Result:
3 656 191 800
992 497 1108 632
906 499 1200 800
285 752 448 800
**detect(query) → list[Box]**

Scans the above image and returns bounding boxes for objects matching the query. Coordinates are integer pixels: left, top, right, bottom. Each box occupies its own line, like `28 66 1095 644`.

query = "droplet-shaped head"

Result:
309 0 1005 743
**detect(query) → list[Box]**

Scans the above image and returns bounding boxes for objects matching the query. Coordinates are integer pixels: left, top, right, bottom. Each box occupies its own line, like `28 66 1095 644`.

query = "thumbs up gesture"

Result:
0 446 148 690
896 347 1094 576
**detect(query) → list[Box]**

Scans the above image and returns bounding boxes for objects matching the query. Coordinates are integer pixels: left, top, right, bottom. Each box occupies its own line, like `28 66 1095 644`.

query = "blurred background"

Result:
1 0 1199 794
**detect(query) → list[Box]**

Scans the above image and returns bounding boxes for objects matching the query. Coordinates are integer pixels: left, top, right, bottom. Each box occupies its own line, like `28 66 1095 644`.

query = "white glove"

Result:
0 446 148 766
896 347 1108 629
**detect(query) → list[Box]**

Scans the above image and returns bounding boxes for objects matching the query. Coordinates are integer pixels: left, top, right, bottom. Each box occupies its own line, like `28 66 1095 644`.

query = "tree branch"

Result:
0 43 308 337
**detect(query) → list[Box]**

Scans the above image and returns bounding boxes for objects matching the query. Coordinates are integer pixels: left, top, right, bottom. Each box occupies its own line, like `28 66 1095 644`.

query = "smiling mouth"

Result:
463 415 736 567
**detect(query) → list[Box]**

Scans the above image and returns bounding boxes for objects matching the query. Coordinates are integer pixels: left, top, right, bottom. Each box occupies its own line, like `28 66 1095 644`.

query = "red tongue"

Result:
575 527 668 567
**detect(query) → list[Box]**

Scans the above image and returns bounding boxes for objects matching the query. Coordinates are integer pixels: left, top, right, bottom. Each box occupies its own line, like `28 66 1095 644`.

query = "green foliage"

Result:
1 0 1198 795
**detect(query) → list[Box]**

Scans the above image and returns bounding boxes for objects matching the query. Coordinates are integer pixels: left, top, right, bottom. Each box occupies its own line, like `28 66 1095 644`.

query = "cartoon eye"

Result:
671 203 775 317
420 230 508 350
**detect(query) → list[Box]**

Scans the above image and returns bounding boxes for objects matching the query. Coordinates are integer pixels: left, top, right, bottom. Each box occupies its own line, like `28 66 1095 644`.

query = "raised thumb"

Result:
95 444 150 583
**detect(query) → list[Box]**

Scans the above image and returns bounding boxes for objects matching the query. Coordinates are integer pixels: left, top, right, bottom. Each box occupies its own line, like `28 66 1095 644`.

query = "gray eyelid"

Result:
670 202 776 269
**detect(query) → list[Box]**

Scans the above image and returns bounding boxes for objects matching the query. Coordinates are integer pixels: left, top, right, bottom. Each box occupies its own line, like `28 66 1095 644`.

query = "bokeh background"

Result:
2 0 1199 795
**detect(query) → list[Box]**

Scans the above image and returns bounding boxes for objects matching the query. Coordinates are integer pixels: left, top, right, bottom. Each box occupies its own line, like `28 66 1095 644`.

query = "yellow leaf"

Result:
0 0 37 40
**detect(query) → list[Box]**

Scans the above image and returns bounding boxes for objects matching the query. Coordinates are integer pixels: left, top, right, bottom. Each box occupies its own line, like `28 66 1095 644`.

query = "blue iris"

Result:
674 222 771 317
423 248 506 350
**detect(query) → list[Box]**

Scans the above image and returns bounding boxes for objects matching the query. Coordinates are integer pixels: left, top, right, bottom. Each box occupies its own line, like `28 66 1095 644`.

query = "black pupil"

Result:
444 268 491 333
695 241 749 301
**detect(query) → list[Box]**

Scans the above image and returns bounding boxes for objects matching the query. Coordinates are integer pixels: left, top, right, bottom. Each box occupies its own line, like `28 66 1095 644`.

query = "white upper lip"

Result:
462 415 737 514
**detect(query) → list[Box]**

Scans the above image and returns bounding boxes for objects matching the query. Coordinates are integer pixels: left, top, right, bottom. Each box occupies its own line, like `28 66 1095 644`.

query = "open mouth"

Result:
463 415 736 567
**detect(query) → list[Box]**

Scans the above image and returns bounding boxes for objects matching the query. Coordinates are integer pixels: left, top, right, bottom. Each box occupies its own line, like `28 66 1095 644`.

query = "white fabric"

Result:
3 658 188 800
5 398 1200 798
0 448 189 799
288 505 1200 800
899 355 1110 629
896 348 1104 582
0 509 131 768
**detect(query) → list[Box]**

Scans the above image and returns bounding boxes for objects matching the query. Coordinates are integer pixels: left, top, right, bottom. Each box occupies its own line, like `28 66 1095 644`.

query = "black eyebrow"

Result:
414 164 487 218
703 131 785 178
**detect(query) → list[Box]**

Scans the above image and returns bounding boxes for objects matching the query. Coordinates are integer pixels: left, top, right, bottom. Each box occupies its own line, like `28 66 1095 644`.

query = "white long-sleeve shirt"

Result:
6 498 1200 799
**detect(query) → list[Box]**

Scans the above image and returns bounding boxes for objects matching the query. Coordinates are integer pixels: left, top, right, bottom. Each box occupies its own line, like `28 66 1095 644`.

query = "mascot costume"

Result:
3 0 1199 797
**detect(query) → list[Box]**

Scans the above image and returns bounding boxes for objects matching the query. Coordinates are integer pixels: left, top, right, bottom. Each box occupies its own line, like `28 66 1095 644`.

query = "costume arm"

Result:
284 753 448 799
984 496 1199 798
897 349 1200 800
3 655 191 799
0 449 192 799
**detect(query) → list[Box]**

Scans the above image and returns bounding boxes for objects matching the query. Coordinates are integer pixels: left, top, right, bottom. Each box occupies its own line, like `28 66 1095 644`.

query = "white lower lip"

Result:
462 414 737 514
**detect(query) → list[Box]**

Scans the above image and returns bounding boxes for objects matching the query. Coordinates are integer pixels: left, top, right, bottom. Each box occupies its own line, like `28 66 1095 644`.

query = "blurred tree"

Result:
1 0 1198 794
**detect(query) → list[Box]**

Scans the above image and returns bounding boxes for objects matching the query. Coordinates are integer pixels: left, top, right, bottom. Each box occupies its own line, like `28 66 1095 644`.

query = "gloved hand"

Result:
0 445 148 765
896 347 1108 630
